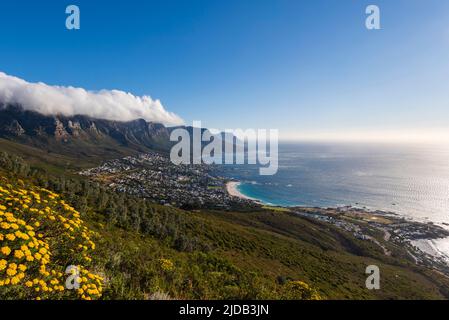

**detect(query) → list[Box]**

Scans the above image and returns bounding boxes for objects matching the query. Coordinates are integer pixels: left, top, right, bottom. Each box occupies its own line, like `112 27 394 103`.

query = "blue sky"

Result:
1 0 449 141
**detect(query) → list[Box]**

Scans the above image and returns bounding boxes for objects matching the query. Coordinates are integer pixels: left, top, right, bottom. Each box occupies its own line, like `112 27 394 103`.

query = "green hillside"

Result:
1 150 449 300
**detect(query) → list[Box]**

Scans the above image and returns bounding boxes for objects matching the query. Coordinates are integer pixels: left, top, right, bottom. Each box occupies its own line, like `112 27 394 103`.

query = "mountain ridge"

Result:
0 104 178 166
0 104 238 169
0 104 172 147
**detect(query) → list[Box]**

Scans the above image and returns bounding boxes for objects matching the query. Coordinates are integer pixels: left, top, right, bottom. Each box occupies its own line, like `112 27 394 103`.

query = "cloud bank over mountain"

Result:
0 72 184 126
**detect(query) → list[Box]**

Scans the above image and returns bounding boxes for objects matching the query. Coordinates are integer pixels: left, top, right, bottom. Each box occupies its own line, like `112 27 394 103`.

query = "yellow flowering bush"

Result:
0 177 103 300
282 280 323 300
159 258 174 272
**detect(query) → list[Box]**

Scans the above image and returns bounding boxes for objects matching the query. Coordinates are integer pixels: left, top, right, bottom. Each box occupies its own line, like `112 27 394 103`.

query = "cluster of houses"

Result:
80 151 254 209
293 206 449 269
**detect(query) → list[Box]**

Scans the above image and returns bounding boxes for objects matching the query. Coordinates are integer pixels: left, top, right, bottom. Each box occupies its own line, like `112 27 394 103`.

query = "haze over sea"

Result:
222 143 449 227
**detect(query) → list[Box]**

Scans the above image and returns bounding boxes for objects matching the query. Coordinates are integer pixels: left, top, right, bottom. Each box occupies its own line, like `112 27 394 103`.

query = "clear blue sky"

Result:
1 0 449 141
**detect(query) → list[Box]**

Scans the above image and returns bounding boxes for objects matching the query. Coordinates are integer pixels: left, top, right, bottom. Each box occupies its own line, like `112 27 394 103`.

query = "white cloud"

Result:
0 72 184 126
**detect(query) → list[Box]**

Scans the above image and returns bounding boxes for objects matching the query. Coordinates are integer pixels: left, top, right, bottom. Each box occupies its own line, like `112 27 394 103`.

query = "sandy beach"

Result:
226 181 257 201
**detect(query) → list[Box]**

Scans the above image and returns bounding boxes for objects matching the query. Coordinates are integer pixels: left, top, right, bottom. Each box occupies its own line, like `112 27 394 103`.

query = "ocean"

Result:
220 142 449 227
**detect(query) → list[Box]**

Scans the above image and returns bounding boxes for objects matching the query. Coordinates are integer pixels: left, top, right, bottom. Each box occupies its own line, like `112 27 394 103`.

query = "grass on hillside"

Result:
1 149 449 300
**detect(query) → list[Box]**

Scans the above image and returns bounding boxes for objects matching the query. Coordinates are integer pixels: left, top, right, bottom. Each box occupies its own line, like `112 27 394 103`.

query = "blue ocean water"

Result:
221 143 449 226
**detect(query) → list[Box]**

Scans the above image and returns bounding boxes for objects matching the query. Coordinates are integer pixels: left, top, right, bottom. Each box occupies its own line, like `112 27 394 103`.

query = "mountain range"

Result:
0 103 173 155
2 104 449 300
0 104 238 170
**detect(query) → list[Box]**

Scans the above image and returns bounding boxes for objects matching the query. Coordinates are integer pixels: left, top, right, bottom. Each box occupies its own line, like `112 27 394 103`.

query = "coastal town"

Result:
80 151 449 276
80 151 256 210
291 206 449 273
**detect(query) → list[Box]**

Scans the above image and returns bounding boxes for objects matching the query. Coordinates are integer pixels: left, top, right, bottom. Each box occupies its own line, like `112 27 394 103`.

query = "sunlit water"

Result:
221 143 449 227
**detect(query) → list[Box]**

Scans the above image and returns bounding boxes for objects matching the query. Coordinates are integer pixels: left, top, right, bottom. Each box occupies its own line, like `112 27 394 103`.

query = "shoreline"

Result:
225 181 449 226
226 181 259 202
225 179 449 270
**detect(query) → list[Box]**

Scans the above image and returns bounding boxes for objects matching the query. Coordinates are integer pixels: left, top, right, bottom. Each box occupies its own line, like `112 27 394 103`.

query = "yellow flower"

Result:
6 268 17 276
14 250 25 259
0 181 103 299
0 222 10 229
6 233 16 241
1 246 11 256
159 258 174 272
10 276 20 285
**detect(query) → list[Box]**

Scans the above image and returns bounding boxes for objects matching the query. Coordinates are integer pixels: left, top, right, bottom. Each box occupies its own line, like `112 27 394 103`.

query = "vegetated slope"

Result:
1 152 449 300
0 179 103 300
